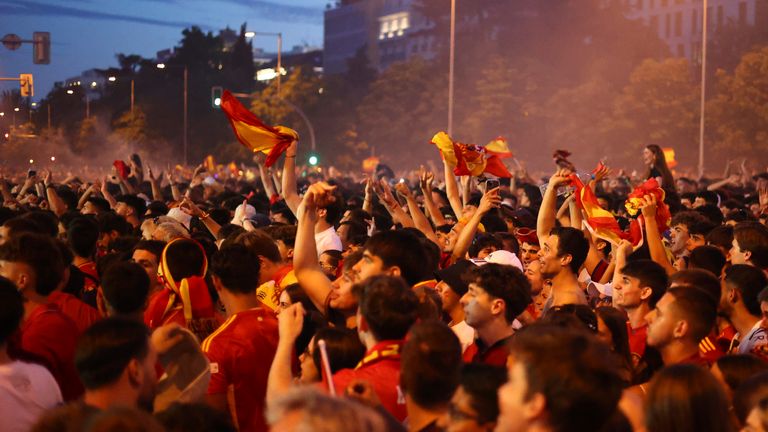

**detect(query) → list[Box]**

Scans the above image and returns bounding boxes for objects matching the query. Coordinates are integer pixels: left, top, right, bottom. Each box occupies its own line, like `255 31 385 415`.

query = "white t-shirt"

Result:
738 320 768 355
450 320 476 353
315 226 342 256
0 360 63 432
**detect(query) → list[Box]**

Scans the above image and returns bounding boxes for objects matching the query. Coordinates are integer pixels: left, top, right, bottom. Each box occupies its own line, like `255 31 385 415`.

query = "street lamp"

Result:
157 63 189 166
108 76 117 82
448 0 456 135
244 31 283 96
107 75 135 119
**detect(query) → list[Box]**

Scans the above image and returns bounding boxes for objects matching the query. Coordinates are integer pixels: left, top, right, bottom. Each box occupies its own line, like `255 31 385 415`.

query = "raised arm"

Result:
395 182 438 245
451 187 500 261
443 161 463 218
293 182 338 313
266 303 304 406
639 194 676 275
373 179 414 228
537 168 571 245
281 141 301 214
420 168 447 226
166 172 181 202
43 170 67 217
147 166 164 202
180 197 221 238
100 176 118 209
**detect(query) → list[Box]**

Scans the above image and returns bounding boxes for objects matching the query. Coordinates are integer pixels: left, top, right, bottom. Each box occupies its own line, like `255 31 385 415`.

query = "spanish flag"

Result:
485 137 514 159
220 90 299 167
430 132 511 178
625 178 671 234
570 173 628 245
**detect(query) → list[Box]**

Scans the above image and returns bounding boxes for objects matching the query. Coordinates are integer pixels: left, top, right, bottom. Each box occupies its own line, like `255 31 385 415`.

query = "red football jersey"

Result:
202 308 279 432
13 303 83 401
332 340 407 422
627 322 648 366
48 291 101 333
462 335 513 367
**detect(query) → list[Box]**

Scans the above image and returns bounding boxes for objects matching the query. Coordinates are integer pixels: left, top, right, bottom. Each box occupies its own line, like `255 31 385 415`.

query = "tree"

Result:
708 45 768 163
111 107 147 150
250 66 321 130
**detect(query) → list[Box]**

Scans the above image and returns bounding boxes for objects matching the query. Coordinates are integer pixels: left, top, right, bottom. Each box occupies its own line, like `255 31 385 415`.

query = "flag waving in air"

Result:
220 90 299 167
430 132 511 178
570 173 629 245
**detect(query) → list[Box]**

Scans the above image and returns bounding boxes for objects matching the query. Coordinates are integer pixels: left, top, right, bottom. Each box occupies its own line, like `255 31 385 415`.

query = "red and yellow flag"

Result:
430 132 511 178
485 136 514 159
625 178 672 234
570 173 629 245
220 90 299 167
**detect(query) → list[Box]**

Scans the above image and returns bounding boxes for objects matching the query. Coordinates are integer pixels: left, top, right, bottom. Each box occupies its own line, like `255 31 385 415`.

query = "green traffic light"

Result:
308 155 319 166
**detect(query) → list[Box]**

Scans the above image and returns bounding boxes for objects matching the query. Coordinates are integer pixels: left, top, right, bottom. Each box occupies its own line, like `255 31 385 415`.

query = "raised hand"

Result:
548 168 572 188
639 194 658 219
277 303 305 342
179 196 205 218
394 181 413 199
477 187 501 215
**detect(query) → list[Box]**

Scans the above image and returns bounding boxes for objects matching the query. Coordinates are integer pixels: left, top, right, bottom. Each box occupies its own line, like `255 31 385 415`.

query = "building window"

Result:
674 11 682 36
739 2 748 25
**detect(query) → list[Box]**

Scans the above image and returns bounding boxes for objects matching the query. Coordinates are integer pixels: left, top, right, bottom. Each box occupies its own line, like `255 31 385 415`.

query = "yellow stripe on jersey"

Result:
202 315 237 352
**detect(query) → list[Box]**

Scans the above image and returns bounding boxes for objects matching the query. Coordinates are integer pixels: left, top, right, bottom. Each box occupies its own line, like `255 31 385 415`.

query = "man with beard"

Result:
537 227 589 309
32 318 159 430
719 265 768 356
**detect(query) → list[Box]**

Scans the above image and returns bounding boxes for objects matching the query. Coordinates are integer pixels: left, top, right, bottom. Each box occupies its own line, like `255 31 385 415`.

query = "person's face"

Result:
270 211 290 225
524 260 544 295
132 249 159 283
0 260 33 292
275 240 291 262
645 293 679 349
730 238 750 265
277 291 292 315
520 242 540 268
613 273 647 309
299 337 319 384
693 197 707 208
642 148 654 166
318 253 337 279
670 224 690 254
597 315 614 348
496 358 541 432
136 344 159 412
517 190 531 208
445 386 495 432
476 246 497 260
352 250 387 283
761 300 768 324
337 224 351 249
538 236 564 279
81 201 98 215
0 226 10 246
329 269 358 311
115 202 132 218
437 281 461 314
460 282 496 328
744 405 768 432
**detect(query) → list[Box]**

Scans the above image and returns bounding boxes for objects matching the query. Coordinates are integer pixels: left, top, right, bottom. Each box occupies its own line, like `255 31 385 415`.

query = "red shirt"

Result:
462 335 513 367
48 291 101 333
700 326 736 363
627 322 648 366
202 309 279 432
13 303 83 401
76 261 99 294
332 340 407 422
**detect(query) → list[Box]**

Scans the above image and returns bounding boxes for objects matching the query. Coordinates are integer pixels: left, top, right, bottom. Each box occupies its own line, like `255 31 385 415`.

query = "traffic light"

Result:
19 74 33 97
211 86 222 109
32 32 50 64
307 152 320 166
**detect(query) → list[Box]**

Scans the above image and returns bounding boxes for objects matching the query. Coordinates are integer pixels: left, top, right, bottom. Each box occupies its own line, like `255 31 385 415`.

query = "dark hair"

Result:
133 239 166 260
706 225 734 253
734 371 768 424
265 224 298 249
645 144 675 191
0 233 64 296
620 259 669 308
509 324 624 432
363 230 428 286
645 364 732 432
715 354 768 396
216 223 245 242
724 264 768 317
688 245 726 277
101 261 150 316
733 222 768 255
354 275 418 341
85 196 112 213
667 287 718 343
400 320 462 410
269 201 297 225
695 204 724 226
311 327 366 375
671 211 713 235
155 402 236 432
75 318 150 389
669 269 721 304
210 243 261 294
116 194 147 219
542 304 598 333
596 306 633 377
67 217 99 259
468 233 502 258
549 226 589 274
338 220 368 248
1 216 41 238
0 277 23 345
470 263 531 323
494 232 520 255
234 230 282 263
97 212 132 236
459 364 507 425
22 211 59 238
164 239 206 281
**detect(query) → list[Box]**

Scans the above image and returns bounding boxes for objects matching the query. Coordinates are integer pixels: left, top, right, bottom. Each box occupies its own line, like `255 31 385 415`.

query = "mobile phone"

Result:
27 170 36 178
486 178 500 190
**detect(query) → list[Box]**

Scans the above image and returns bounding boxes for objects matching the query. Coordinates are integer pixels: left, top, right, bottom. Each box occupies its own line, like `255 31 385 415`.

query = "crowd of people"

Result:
0 139 768 432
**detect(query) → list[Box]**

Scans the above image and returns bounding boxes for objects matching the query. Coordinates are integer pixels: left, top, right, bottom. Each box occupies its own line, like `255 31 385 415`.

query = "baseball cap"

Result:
434 259 474 296
472 250 524 272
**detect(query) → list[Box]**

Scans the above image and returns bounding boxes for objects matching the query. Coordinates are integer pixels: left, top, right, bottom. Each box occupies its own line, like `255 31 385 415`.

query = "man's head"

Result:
721 264 768 319
102 261 151 318
354 275 419 343
497 324 623 432
0 276 23 347
210 243 261 296
67 217 99 260
0 232 64 298
447 364 507 432
354 230 428 286
538 227 588 279
163 238 207 282
266 387 385 432
75 318 157 411
668 269 721 303
115 194 147 221
132 240 165 285
435 260 472 316
400 321 462 411
266 224 297 261
646 287 717 350
670 211 714 254
731 222 768 266
613 259 668 310
0 216 40 245
234 230 283 284
461 263 531 328
82 196 111 216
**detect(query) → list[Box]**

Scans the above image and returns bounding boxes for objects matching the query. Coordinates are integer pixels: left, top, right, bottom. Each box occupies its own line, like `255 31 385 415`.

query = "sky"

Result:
0 0 325 100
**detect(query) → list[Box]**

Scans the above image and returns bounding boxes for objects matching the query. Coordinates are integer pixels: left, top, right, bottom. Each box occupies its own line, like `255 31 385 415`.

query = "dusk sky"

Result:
0 0 325 100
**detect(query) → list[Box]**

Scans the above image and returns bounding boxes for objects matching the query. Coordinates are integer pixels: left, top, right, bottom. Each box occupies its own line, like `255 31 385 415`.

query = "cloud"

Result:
126 0 323 23
0 0 207 29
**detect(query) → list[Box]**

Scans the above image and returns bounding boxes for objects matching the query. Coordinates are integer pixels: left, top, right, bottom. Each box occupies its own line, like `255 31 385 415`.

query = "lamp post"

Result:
157 63 189 166
698 0 708 178
448 0 456 136
245 31 283 96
